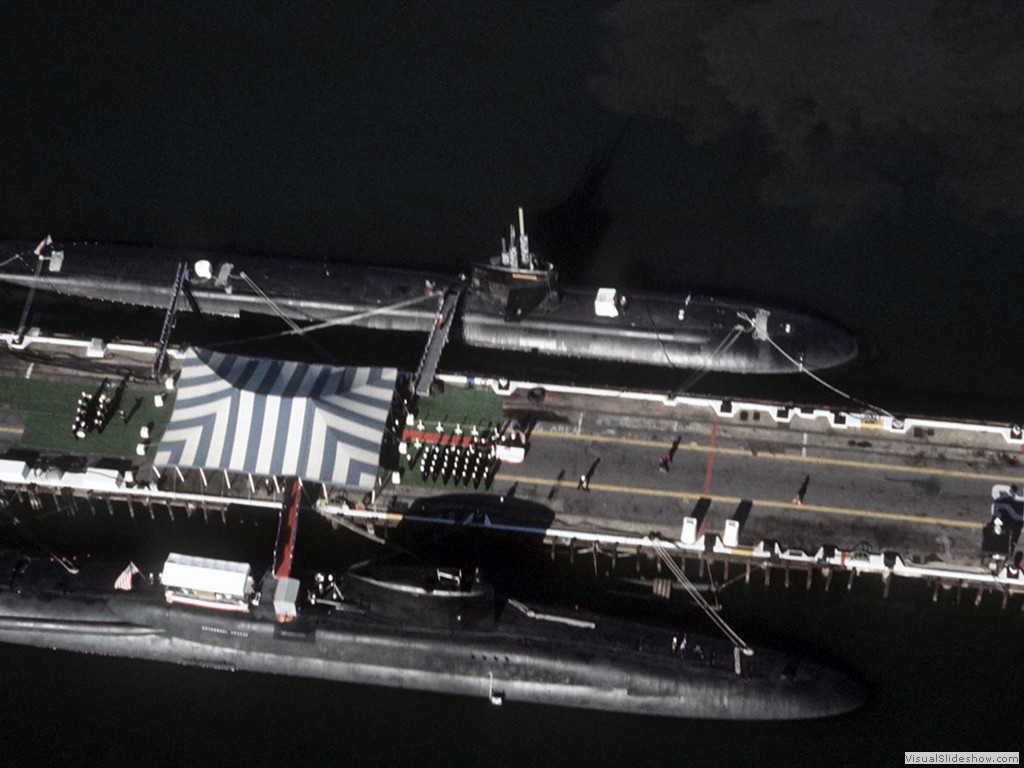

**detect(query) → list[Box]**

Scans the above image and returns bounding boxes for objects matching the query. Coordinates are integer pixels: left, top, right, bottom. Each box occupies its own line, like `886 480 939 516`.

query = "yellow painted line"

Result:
736 498 980 530
531 429 1022 484
0 426 21 434
533 429 679 450
497 472 982 531
726 546 758 556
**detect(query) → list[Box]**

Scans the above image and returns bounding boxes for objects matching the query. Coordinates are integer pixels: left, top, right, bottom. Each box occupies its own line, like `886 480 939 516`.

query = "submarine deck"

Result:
0 241 857 373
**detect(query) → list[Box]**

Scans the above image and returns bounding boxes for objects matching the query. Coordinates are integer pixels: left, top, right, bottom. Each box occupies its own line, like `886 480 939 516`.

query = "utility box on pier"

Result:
723 519 741 548
86 337 107 358
594 288 620 318
681 517 699 545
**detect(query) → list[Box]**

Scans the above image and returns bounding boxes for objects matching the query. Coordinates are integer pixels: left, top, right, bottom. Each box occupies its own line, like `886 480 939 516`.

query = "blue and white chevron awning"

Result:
155 349 397 489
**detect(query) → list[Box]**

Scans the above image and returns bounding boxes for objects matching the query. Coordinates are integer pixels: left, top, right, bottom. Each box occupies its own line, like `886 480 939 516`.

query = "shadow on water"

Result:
390 494 560 599
527 122 631 279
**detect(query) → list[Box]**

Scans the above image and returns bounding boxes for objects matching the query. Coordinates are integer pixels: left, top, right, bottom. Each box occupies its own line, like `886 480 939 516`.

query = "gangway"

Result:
274 478 302 580
414 285 463 396
153 261 188 378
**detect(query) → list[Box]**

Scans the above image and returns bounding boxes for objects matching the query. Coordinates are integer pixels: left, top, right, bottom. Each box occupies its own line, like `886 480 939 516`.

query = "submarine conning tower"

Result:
469 207 560 322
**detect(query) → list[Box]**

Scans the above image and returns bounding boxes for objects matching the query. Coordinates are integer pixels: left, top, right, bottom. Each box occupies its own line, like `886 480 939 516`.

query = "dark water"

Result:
0 506 1020 768
1 4 1023 766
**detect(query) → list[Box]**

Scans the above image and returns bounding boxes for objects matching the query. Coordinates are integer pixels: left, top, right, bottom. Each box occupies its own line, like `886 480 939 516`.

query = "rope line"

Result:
675 324 746 394
206 292 438 350
235 271 337 364
653 546 748 650
0 252 31 270
737 311 892 417
642 297 680 369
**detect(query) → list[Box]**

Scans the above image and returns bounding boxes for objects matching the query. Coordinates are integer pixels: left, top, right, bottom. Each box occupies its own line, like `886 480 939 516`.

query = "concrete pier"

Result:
3 331 1024 606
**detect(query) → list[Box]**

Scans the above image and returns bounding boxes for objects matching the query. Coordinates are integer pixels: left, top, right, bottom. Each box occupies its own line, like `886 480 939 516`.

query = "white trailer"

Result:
160 553 255 613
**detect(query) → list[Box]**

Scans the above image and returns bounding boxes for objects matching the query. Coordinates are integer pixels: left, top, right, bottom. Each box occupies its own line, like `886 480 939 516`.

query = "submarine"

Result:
0 549 865 720
0 213 857 374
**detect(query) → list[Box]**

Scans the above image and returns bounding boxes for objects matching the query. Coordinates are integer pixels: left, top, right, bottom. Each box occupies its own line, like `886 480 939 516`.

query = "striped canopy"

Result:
155 349 397 489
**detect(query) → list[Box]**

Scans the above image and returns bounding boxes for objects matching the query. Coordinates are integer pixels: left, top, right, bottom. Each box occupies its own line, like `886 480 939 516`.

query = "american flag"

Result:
33 234 52 256
114 562 140 591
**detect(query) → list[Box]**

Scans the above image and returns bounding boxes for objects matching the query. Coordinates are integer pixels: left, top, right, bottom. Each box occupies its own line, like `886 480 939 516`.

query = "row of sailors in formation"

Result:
417 441 496 486
411 419 492 438
71 391 111 440
410 421 525 448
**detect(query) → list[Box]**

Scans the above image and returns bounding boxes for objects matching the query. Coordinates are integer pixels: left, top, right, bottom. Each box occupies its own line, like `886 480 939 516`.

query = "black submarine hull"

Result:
0 556 865 720
0 239 858 374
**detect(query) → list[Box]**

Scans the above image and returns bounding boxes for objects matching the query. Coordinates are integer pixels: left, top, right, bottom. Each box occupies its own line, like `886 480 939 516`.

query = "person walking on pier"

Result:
658 436 682 472
578 458 600 492
793 475 810 505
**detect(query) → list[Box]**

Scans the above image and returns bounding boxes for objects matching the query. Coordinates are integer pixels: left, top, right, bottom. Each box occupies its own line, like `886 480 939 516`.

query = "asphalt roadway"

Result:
451 387 1019 568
